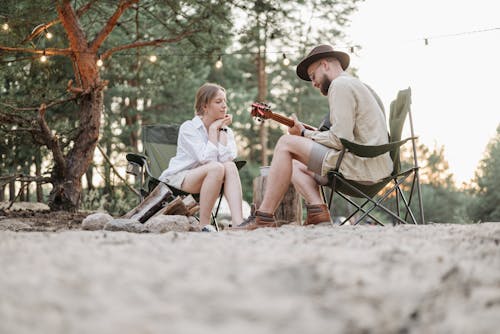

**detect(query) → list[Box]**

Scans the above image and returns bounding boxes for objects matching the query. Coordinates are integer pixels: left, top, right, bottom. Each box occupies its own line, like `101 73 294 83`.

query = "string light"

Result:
45 29 53 40
1 23 9 31
96 55 103 67
40 50 47 63
149 54 157 62
215 55 223 69
282 53 290 66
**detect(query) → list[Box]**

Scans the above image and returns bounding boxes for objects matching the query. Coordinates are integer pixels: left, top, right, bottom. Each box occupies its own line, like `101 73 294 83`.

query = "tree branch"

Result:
0 46 71 56
102 30 200 59
37 104 66 175
90 0 139 52
21 0 99 44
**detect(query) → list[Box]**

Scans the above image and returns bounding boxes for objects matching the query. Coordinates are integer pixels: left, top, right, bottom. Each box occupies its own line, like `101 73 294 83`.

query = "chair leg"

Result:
211 190 224 231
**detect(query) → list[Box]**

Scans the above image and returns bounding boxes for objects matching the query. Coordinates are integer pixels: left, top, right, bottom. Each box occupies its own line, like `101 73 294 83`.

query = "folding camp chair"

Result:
322 87 425 226
126 124 246 230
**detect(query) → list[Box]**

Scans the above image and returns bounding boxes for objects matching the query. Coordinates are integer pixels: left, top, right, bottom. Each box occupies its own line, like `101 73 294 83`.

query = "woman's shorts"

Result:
161 169 189 189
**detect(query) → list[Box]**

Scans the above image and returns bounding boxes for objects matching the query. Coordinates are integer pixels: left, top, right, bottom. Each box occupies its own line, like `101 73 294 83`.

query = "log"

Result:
253 174 302 225
152 194 199 218
122 183 173 223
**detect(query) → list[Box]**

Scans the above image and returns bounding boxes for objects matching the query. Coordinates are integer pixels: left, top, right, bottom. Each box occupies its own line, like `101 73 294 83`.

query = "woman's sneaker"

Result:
201 224 217 232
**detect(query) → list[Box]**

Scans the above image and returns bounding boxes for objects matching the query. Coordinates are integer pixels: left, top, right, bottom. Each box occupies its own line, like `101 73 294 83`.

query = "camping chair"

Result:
321 87 425 226
126 124 246 230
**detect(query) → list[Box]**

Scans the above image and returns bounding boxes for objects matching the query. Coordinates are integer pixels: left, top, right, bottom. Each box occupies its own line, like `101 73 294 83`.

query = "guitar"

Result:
250 102 317 131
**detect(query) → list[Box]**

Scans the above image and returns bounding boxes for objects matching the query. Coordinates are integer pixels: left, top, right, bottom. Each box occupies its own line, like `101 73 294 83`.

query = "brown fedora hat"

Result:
296 44 350 81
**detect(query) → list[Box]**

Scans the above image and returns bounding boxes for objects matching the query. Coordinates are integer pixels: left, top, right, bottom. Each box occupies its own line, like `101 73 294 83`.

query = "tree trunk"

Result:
48 88 103 211
35 150 43 202
253 175 302 224
257 50 268 166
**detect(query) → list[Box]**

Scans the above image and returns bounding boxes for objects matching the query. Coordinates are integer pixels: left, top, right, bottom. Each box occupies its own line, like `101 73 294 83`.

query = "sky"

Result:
345 0 500 186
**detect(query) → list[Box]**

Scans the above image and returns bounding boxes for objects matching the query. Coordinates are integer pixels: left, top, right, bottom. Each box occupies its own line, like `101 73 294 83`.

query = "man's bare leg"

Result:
258 135 314 213
291 160 324 204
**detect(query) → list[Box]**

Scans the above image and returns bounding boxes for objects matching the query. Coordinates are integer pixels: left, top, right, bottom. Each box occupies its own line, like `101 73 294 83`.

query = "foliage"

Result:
468 125 500 222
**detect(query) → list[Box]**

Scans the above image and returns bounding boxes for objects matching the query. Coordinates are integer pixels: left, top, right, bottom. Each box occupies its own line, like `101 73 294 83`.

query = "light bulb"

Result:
2 23 9 31
46 31 53 39
215 56 223 69
96 58 104 67
282 53 290 66
40 55 47 62
149 55 157 62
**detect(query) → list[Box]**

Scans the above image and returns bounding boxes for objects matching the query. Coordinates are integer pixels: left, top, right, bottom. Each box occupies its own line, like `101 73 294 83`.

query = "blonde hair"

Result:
194 83 226 116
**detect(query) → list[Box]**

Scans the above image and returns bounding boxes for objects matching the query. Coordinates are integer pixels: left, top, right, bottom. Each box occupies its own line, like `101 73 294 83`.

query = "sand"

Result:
1 223 499 334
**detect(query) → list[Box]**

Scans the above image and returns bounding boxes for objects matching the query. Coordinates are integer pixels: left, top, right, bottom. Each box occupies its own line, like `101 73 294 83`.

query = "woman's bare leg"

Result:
222 161 244 225
181 162 225 226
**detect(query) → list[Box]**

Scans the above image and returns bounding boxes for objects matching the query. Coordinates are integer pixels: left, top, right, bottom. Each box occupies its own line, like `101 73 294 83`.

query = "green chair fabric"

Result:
126 123 246 229
324 87 425 225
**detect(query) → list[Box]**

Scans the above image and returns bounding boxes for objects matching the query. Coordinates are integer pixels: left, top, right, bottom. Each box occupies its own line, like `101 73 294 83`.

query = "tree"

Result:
468 125 500 222
0 0 231 211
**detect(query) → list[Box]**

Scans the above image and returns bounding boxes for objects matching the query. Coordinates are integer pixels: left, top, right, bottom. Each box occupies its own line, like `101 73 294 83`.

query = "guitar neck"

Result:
270 113 317 130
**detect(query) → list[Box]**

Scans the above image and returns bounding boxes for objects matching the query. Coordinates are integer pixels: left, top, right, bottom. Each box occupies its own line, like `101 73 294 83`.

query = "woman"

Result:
159 83 244 231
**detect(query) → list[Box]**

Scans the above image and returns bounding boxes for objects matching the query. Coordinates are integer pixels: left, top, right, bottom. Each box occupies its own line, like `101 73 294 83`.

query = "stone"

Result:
81 212 113 231
144 215 194 233
0 219 33 231
104 218 146 233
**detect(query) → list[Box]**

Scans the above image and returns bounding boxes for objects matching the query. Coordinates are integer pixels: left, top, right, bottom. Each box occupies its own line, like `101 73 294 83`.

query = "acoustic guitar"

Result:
250 102 318 131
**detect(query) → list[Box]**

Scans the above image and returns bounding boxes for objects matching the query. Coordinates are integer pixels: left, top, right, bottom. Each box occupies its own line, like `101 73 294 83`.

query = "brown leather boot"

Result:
304 204 332 225
231 210 278 231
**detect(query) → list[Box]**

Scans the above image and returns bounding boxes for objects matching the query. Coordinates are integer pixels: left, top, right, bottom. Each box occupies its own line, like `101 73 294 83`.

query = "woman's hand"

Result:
210 114 232 132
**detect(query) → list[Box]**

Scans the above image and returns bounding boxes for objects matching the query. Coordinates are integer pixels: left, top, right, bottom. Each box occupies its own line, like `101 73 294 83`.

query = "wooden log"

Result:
253 175 302 225
122 183 173 223
152 194 199 218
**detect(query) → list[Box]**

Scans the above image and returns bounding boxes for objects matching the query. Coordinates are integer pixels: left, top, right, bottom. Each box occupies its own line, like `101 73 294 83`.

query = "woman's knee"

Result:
206 161 225 180
222 161 238 174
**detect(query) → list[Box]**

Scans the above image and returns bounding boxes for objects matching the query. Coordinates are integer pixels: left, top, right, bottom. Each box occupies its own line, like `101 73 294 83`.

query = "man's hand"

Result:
288 114 305 136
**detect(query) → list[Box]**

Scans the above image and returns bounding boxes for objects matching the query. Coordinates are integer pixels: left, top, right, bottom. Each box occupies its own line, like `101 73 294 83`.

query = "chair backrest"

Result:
142 124 179 178
388 87 412 174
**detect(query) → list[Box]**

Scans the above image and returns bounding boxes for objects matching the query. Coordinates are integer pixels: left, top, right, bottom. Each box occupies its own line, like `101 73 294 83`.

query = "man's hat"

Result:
296 44 350 81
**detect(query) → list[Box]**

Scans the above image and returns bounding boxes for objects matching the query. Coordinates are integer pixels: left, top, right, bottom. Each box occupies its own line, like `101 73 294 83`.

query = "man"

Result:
234 44 392 230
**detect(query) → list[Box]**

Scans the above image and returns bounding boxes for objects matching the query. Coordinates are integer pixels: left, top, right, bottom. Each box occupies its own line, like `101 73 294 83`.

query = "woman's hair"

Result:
194 83 225 116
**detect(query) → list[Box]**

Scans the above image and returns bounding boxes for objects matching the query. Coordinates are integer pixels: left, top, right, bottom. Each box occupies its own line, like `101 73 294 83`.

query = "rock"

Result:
144 215 194 233
0 201 50 212
0 219 33 231
81 212 113 231
103 218 146 233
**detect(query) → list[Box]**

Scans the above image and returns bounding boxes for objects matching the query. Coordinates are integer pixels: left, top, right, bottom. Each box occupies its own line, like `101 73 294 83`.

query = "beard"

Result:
320 75 332 96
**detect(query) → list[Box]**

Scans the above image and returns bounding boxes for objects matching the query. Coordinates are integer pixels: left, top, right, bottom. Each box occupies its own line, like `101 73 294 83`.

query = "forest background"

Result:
0 0 498 223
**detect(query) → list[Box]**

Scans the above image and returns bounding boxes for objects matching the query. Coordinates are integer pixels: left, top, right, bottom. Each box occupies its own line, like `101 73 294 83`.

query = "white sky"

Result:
345 0 500 186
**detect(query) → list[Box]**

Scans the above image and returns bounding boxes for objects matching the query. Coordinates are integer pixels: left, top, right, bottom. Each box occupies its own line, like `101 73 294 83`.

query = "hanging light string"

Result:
2 21 500 65
419 26 500 45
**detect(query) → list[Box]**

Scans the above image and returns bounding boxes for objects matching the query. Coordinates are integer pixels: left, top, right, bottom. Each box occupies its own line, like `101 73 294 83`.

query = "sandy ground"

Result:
1 223 499 334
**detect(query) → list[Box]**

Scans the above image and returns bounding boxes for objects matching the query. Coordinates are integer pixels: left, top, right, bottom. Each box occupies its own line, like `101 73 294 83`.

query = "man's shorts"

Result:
307 141 330 186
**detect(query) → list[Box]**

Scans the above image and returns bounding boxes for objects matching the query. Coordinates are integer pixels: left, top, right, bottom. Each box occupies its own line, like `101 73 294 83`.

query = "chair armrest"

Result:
235 160 247 170
339 137 416 158
126 153 148 167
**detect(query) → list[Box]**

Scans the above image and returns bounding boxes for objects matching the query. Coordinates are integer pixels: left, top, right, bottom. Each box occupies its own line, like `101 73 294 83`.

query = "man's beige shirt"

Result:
304 72 393 182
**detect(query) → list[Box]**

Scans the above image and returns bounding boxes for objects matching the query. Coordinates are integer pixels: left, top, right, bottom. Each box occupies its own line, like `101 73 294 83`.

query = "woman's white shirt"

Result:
159 116 237 181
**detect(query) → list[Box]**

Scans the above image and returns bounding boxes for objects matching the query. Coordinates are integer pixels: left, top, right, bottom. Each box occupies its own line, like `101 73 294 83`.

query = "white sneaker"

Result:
201 224 217 232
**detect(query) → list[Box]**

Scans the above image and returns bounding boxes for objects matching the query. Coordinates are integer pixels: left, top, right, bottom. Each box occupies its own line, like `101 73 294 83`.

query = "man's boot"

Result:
304 203 332 225
231 210 278 231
